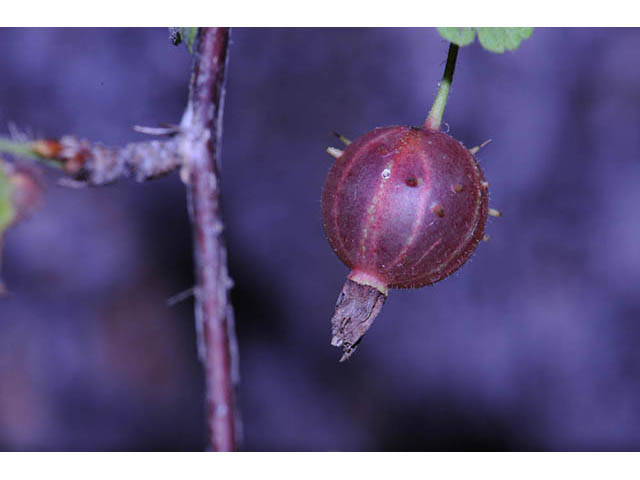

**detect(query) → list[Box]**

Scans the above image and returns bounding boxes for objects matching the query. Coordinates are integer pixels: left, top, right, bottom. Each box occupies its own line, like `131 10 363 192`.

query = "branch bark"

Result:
180 27 239 452
0 27 240 451
53 136 182 184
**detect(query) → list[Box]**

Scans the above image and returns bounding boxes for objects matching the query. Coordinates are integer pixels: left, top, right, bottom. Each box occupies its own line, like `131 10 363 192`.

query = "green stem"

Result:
0 138 39 159
0 138 62 169
424 42 459 130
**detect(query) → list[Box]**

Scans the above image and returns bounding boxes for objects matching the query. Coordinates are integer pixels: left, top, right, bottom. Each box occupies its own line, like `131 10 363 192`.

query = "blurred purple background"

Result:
0 28 639 451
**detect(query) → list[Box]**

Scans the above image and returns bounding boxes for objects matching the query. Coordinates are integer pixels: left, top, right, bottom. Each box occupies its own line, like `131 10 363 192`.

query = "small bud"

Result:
31 139 63 158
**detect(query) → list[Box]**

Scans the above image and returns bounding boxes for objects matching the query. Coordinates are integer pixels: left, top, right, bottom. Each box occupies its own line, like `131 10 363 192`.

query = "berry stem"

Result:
425 42 459 131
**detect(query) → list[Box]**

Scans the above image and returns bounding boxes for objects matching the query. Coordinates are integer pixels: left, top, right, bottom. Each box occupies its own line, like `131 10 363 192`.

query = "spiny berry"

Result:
322 125 495 361
322 125 489 294
322 42 500 361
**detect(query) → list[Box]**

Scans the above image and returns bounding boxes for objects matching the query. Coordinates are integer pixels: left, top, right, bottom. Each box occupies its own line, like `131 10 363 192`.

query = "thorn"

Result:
327 147 343 159
482 234 490 242
166 286 196 307
332 131 352 145
159 122 182 130
133 124 182 136
469 139 492 155
180 165 191 184
481 181 490 189
7 122 30 142
488 208 502 218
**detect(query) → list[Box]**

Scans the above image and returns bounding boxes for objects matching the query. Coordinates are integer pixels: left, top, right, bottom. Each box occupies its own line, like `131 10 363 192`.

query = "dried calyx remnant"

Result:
321 43 501 361
331 279 386 362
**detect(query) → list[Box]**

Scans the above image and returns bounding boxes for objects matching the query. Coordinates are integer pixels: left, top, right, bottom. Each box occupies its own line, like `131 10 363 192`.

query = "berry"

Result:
322 125 489 293
322 125 490 360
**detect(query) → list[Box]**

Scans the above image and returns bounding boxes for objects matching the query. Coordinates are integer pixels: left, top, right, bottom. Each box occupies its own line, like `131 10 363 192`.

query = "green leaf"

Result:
437 27 533 53
437 28 477 47
0 162 14 233
476 27 533 53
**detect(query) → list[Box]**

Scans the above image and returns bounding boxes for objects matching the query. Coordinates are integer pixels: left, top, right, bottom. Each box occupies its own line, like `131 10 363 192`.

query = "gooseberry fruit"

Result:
322 125 490 360
321 42 501 361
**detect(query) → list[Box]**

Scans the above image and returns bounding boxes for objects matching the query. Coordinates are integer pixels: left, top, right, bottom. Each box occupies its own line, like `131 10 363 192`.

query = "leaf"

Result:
0 162 14 233
437 28 477 47
476 27 534 53
437 27 533 53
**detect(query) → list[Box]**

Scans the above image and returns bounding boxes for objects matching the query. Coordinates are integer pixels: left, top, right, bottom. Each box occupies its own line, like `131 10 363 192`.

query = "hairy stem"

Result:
424 42 459 130
181 27 239 452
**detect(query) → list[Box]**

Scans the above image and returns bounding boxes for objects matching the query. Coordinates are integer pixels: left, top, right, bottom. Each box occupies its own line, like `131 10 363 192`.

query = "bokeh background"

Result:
0 28 638 451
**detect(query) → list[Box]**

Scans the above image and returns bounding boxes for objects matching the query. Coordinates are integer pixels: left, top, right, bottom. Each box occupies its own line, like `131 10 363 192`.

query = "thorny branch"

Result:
32 136 183 185
180 27 239 452
0 27 239 451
